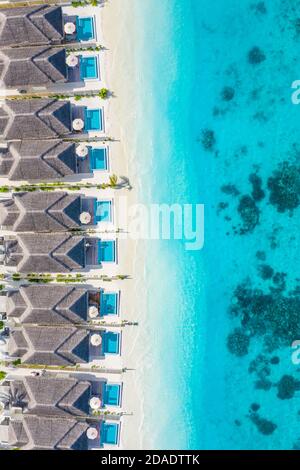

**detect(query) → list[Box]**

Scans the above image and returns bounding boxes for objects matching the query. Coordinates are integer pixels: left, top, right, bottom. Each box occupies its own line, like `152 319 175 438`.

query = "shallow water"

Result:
132 0 300 449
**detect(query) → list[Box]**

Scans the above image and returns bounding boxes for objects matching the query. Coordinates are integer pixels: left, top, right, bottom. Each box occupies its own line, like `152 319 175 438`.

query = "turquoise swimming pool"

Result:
98 240 115 263
80 56 98 80
101 292 118 316
101 423 119 445
103 332 120 354
90 148 108 170
85 109 102 131
76 17 94 41
103 384 121 406
95 201 112 223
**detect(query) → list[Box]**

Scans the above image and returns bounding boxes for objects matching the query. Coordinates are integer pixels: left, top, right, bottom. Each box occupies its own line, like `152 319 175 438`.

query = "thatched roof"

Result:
0 191 92 232
0 5 64 47
8 325 90 365
9 376 91 417
6 285 90 324
3 233 86 273
0 140 78 180
0 46 67 88
0 99 72 141
9 415 91 450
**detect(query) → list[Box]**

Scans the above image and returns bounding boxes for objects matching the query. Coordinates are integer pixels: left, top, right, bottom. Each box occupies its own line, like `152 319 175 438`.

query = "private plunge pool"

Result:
85 109 103 131
100 292 119 316
76 17 95 41
80 56 99 80
101 422 119 446
103 384 121 406
103 332 120 355
90 147 108 171
98 240 116 263
95 200 112 223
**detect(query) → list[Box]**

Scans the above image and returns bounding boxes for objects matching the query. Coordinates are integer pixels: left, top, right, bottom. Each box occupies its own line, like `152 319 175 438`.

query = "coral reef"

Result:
248 46 266 65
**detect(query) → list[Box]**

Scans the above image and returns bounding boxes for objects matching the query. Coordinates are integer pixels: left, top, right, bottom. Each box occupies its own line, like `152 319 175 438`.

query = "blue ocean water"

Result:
133 0 300 450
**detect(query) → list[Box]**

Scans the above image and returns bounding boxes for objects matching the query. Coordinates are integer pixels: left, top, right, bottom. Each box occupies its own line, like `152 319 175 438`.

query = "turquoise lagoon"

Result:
133 0 300 450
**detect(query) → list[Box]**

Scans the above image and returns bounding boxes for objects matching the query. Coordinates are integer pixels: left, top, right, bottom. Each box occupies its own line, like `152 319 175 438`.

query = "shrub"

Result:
0 371 6 381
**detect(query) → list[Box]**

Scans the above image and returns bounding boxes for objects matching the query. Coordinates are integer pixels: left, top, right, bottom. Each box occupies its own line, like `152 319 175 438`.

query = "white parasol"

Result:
66 54 79 67
86 427 98 440
72 118 84 131
90 333 102 347
89 396 101 410
76 144 89 157
79 211 92 225
88 305 99 318
64 22 76 35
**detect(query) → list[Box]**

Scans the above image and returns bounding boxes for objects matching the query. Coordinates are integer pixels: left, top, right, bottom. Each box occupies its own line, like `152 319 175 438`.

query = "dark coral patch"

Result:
251 403 260 412
248 46 266 65
237 195 260 234
249 412 277 435
221 86 235 101
258 264 274 280
256 250 266 261
227 328 250 357
221 184 240 197
249 173 265 202
228 280 300 352
200 129 216 151
277 375 300 400
267 162 300 212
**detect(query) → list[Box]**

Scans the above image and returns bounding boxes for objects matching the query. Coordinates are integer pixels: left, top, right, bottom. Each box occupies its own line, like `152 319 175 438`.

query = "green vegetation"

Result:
0 186 9 193
0 371 6 381
26 273 52 284
56 274 84 284
71 1 85 7
0 321 4 330
71 0 103 5
0 177 122 194
109 174 118 187
66 46 104 53
6 273 128 284
99 88 109 99
12 359 21 366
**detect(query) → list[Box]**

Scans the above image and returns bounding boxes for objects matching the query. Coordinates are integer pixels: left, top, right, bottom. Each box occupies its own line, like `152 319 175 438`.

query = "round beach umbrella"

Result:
88 305 99 318
89 397 101 410
64 22 76 35
86 427 98 440
66 54 79 67
79 211 92 225
72 118 84 131
90 333 102 347
76 144 89 157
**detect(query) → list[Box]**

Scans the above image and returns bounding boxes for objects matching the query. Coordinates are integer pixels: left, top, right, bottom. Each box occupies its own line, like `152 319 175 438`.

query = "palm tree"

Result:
109 174 118 188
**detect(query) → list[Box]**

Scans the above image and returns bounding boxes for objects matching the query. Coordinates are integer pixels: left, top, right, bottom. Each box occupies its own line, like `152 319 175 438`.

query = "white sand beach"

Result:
101 0 147 449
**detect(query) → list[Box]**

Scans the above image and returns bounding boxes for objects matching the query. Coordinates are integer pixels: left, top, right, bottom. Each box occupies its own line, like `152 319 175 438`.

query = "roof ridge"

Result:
33 47 66 83
51 234 81 272
46 192 80 230
40 140 68 177
55 327 87 365
54 285 83 323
